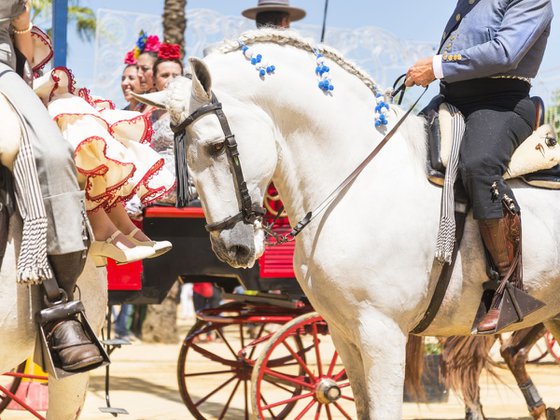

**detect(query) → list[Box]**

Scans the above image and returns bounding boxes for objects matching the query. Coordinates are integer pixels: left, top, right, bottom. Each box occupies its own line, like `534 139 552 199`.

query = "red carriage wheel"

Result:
251 312 355 419
178 318 304 419
0 362 26 413
545 331 560 363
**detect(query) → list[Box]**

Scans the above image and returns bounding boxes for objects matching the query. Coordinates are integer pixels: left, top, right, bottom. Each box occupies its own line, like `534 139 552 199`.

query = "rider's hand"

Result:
405 57 436 87
11 2 31 32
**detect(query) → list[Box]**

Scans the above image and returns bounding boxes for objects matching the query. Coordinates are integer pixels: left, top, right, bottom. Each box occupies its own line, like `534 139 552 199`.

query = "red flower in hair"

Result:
124 50 137 65
158 43 181 60
144 35 161 53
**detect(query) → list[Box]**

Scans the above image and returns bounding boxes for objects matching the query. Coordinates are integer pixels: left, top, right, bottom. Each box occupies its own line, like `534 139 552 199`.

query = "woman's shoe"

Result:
126 227 173 258
89 230 156 267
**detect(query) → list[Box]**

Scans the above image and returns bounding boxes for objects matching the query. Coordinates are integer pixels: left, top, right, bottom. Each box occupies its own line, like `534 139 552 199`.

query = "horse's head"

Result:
138 58 278 268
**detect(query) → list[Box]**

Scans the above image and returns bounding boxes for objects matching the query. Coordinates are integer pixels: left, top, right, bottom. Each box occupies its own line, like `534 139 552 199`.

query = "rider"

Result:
242 0 306 29
405 0 553 333
0 1 102 371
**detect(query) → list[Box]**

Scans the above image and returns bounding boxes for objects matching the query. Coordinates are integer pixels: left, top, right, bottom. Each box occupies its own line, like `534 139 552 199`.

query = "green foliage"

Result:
423 337 442 355
29 0 96 42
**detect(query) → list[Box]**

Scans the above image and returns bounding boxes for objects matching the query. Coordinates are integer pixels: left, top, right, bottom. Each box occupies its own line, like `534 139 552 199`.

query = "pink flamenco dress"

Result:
33 67 174 212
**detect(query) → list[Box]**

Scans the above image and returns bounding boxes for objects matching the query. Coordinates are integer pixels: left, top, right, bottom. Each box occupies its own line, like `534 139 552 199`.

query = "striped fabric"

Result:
7 95 53 284
435 104 465 264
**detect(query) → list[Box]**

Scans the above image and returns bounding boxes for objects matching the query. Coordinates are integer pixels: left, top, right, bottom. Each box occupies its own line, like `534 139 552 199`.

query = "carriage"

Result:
0 185 355 420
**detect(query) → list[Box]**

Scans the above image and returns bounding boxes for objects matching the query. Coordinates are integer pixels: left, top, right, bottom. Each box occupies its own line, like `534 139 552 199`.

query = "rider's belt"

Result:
491 75 532 85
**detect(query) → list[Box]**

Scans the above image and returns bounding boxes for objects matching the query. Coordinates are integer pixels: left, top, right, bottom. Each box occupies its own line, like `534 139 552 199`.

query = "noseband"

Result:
171 93 266 232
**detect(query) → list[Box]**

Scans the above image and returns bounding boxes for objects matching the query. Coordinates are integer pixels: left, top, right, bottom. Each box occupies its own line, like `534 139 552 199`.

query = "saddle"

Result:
426 97 560 189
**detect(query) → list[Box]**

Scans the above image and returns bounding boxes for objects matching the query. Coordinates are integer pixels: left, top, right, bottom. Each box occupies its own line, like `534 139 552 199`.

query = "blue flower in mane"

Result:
313 50 334 92
239 41 276 79
374 93 390 127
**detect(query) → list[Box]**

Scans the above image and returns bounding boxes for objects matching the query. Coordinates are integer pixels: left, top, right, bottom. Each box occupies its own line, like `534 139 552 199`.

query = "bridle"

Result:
171 92 266 232
171 79 427 244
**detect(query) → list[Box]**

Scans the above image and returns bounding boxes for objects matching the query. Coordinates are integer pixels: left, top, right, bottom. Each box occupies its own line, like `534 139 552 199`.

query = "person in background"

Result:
406 0 553 334
124 31 159 95
121 64 140 111
149 42 187 205
242 0 306 29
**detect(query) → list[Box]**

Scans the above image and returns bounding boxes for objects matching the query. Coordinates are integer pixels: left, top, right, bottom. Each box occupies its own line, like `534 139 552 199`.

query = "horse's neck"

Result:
209 43 431 223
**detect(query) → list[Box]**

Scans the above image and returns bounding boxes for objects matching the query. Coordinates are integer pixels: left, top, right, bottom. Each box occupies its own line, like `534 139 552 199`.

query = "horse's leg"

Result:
543 317 560 420
47 260 107 420
356 312 407 419
329 327 368 417
500 324 546 419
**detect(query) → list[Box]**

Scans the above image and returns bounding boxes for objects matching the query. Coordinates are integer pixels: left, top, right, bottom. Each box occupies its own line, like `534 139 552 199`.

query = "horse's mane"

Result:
211 29 386 96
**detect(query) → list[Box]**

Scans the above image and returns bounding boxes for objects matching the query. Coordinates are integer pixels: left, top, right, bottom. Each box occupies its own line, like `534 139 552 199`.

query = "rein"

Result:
171 93 266 232
266 85 428 245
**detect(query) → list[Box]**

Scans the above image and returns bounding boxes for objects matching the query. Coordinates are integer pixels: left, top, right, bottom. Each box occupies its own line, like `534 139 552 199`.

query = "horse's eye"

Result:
208 141 225 156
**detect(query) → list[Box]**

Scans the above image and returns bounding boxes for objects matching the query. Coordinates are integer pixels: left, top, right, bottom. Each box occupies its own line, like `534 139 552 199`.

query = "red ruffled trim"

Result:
120 157 167 206
74 135 137 206
31 26 54 74
49 66 76 102
101 111 153 144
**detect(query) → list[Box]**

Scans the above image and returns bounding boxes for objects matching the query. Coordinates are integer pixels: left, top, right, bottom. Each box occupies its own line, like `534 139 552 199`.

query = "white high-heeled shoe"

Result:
126 227 173 258
89 230 157 267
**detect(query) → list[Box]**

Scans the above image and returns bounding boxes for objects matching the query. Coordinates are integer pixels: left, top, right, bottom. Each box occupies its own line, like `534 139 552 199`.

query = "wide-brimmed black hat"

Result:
242 0 306 22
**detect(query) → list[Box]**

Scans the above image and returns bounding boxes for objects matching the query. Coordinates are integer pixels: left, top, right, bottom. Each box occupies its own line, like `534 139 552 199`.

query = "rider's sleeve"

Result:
440 0 553 83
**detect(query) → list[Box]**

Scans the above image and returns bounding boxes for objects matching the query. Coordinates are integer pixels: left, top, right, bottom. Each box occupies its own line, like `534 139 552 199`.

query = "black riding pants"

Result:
441 79 536 220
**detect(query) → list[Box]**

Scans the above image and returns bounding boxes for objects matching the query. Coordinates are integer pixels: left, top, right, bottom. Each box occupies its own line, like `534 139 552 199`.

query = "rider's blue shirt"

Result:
438 0 553 83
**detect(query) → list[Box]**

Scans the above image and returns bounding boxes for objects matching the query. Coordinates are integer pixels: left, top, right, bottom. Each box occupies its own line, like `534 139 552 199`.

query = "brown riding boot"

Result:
476 201 522 333
42 252 104 372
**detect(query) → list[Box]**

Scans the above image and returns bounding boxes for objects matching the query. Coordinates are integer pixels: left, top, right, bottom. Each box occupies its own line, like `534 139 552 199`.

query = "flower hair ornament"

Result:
124 31 161 64
239 41 276 78
158 43 181 60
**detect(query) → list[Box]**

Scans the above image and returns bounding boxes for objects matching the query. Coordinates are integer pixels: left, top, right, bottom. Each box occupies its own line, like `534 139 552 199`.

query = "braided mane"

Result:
211 29 386 94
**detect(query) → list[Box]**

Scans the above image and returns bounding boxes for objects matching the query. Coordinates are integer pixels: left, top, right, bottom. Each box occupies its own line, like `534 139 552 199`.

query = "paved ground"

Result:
2 316 560 419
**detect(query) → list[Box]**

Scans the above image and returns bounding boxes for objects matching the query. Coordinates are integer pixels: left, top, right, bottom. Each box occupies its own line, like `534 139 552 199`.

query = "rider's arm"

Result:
440 0 553 83
11 1 32 65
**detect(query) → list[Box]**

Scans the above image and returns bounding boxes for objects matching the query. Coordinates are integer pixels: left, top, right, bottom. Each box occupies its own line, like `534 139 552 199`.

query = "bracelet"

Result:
12 22 32 35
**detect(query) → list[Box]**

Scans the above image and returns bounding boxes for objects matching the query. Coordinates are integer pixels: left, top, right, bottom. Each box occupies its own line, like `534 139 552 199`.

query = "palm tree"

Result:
29 0 96 42
162 0 187 54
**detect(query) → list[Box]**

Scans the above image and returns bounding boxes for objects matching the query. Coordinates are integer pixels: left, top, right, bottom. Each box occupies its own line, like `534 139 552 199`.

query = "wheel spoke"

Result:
325 404 333 420
248 324 268 360
244 376 249 420
267 378 301 394
261 366 314 390
282 340 317 381
215 327 238 359
312 323 324 377
184 368 235 378
333 401 353 419
314 401 323 420
260 394 278 419
333 368 346 381
194 374 237 406
239 324 245 349
294 397 317 420
326 351 339 377
218 378 241 420
189 342 238 366
340 394 355 401
262 391 315 410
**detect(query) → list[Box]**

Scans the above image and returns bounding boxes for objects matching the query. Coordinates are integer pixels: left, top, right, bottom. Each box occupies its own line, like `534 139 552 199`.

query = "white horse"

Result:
140 30 560 419
0 93 106 420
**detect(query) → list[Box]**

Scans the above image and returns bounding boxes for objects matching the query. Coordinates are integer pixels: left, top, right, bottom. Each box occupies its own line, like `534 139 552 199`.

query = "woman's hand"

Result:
11 2 31 32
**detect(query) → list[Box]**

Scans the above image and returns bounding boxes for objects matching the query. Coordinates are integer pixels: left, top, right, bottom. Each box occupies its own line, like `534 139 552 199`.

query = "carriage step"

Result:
99 406 129 415
101 338 132 346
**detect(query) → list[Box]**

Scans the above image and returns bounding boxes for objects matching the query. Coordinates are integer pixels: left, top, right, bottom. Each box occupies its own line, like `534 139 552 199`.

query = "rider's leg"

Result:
0 68 102 371
457 99 536 333
106 201 172 257
87 207 156 266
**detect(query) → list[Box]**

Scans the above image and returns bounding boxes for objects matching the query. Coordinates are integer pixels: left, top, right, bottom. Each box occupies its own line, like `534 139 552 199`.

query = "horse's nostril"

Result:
228 245 250 260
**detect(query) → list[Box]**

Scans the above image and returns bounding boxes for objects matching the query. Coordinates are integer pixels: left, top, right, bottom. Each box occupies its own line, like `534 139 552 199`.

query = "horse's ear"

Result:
189 57 212 102
131 91 168 109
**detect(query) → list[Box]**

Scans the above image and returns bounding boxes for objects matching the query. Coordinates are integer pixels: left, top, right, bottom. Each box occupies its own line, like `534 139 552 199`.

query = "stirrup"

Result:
34 300 110 379
471 282 545 335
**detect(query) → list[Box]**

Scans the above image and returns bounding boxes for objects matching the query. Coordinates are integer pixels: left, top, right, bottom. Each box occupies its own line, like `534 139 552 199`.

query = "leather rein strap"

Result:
171 93 266 232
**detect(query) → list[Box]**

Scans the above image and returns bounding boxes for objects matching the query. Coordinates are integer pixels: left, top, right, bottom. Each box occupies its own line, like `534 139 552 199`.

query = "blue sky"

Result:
65 1 560 102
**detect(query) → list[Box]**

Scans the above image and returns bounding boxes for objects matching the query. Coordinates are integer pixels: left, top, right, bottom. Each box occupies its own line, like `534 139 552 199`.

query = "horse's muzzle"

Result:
210 222 257 268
